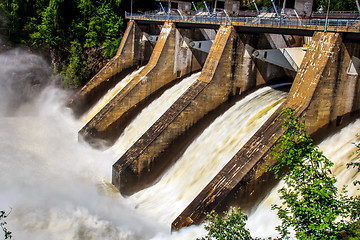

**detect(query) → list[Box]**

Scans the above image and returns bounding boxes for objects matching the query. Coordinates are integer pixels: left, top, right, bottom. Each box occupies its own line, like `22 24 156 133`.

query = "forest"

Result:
0 0 356 87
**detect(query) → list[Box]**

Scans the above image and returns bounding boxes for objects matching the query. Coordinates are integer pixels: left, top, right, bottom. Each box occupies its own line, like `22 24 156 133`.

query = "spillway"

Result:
1 50 360 239
109 72 201 158
81 66 145 124
128 85 288 225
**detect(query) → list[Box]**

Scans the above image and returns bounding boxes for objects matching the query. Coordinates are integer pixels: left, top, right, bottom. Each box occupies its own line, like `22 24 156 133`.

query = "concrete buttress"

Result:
79 22 201 146
112 25 239 196
172 31 347 230
68 20 152 117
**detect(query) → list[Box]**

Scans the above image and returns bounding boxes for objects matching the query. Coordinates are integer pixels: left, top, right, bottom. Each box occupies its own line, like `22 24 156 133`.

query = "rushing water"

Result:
1 49 360 240
81 67 145 124
109 72 201 158
246 120 360 239
0 50 165 240
129 85 288 225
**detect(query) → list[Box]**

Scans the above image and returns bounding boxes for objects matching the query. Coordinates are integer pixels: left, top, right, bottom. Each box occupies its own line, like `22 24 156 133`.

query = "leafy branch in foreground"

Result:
200 108 360 240
270 108 360 239
347 140 360 186
0 210 12 239
198 208 254 240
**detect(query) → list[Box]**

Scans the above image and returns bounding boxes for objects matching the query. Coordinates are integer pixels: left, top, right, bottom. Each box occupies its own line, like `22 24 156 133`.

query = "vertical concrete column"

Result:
79 22 201 146
316 42 360 129
68 20 148 117
231 35 256 94
286 32 343 134
112 25 241 196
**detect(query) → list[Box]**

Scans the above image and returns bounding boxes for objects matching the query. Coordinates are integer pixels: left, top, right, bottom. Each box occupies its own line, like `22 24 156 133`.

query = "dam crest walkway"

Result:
126 11 360 40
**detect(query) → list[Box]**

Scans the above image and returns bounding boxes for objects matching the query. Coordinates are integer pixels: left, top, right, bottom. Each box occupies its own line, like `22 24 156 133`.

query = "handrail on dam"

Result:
125 11 360 34
312 10 360 19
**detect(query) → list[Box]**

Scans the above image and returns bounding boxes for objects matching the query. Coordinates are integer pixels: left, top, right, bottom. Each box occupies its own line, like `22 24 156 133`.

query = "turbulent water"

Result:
81 67 145 124
129 85 287 225
109 72 201 159
1 49 359 240
246 120 360 239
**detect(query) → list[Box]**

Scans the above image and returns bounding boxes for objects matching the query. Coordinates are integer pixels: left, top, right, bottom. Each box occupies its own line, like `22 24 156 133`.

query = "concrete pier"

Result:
111 26 299 196
112 25 238 195
79 22 205 146
68 20 158 117
172 31 360 230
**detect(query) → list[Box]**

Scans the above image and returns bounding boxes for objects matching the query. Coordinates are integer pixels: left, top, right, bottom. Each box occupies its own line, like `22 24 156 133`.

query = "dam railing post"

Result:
223 10 232 26
324 0 331 32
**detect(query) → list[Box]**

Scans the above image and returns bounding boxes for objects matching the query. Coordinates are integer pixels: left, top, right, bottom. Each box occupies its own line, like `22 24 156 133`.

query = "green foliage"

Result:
0 210 12 239
313 0 356 11
251 0 272 10
82 3 123 58
199 208 254 240
347 141 360 186
0 0 124 86
193 2 206 11
270 108 360 239
349 221 360 240
201 108 360 240
103 37 122 59
272 150 349 239
269 108 314 179
61 40 84 87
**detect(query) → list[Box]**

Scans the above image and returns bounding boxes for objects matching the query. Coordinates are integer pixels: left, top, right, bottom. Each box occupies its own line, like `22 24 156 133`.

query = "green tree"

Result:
0 0 124 86
200 108 360 239
270 109 356 239
199 208 254 240
313 0 356 12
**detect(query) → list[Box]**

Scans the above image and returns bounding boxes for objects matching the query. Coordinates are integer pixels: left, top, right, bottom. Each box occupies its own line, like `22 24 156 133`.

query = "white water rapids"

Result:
81 67 145 124
1 49 359 239
247 119 360 238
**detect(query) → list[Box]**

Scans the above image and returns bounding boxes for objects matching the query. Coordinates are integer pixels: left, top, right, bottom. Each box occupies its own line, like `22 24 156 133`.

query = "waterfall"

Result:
128 85 287 225
109 72 201 158
81 67 145 124
1 49 359 239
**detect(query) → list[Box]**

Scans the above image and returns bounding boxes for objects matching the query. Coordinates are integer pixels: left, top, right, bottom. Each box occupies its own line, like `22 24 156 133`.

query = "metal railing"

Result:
125 11 360 32
311 11 360 19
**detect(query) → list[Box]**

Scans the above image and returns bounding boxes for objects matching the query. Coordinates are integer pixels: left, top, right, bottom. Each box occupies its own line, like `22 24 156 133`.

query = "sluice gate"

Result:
172 31 360 230
112 25 237 195
70 18 360 230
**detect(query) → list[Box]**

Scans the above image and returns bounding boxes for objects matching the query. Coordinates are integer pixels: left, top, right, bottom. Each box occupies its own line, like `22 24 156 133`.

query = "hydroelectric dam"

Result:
68 8 360 231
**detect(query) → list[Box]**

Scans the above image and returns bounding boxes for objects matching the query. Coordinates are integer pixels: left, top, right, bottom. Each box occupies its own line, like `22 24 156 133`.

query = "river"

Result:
0 49 359 239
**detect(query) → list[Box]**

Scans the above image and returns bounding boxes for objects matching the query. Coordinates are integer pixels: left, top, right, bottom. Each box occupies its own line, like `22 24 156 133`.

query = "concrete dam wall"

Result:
68 21 159 117
172 31 351 230
77 21 216 146
110 24 301 196
70 20 360 230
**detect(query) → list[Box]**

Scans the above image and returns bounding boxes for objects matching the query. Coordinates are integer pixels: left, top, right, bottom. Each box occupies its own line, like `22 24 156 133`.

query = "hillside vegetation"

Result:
0 0 356 87
0 0 124 87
